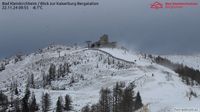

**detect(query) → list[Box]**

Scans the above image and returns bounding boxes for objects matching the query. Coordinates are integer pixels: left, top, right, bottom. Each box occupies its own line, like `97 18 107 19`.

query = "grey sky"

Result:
0 0 200 59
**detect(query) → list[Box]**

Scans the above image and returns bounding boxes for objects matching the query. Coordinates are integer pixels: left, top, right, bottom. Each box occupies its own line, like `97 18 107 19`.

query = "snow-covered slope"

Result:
0 45 200 112
164 55 200 70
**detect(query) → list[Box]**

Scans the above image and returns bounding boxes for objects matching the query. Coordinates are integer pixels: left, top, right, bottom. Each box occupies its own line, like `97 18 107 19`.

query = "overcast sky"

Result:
0 0 200 59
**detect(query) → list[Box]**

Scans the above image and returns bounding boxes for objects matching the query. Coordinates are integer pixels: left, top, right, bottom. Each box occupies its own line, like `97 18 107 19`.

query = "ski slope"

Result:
0 45 200 112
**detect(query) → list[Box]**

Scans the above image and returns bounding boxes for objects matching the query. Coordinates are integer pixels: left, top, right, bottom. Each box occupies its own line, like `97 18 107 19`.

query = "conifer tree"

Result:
56 96 63 112
57 64 63 78
135 92 143 110
30 92 38 112
64 94 72 111
10 88 14 107
120 86 135 112
112 82 123 112
30 74 35 88
99 88 111 112
22 85 31 112
64 62 70 76
41 92 51 112
49 64 56 80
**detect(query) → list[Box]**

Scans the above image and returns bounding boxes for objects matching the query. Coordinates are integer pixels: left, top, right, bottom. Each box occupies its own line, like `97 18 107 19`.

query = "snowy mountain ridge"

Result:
0 45 200 112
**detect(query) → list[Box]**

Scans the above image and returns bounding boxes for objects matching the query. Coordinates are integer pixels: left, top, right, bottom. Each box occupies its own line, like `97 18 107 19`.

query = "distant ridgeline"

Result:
87 34 117 48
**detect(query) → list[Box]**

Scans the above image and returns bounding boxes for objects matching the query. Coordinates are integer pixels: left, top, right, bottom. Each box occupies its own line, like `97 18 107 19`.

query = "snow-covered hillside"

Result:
0 45 200 112
164 55 200 70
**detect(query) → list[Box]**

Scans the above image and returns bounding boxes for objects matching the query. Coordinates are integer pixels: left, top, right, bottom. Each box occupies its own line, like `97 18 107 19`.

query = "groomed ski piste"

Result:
0 45 200 112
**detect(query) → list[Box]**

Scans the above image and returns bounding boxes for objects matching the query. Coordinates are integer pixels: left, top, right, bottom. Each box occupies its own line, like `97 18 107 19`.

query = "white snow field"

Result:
0 45 200 112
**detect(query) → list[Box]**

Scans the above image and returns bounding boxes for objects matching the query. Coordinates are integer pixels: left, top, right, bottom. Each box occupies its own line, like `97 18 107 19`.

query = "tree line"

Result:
81 82 143 112
154 56 200 86
0 85 73 112
1 79 143 112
